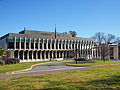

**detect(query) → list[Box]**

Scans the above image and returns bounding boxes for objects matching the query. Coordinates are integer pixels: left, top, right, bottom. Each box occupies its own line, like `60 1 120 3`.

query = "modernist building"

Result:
93 44 120 60
0 30 95 62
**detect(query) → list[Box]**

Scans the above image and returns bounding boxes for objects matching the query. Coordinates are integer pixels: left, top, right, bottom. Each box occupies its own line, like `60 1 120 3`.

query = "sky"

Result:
0 0 120 38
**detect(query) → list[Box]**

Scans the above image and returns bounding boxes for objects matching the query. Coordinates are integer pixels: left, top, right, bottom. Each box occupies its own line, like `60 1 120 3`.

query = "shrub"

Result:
79 60 95 64
74 58 86 61
0 60 5 65
4 58 20 65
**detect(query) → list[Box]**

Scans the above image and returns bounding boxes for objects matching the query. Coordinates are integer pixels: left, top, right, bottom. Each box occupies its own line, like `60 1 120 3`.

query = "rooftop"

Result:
0 30 94 41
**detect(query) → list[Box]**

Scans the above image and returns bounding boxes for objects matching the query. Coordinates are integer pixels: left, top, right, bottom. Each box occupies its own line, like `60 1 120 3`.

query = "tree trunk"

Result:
75 59 77 64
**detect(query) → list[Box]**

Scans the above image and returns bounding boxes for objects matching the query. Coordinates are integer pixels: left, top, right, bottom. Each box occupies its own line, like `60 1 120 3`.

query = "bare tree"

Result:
103 34 116 44
100 44 109 62
92 32 105 45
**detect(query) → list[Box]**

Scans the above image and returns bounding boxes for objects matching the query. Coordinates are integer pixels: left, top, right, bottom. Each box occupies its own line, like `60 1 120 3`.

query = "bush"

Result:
0 60 5 65
4 58 20 65
74 58 86 61
79 60 95 64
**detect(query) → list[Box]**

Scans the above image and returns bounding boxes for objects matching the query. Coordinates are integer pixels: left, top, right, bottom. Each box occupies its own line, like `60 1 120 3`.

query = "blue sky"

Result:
0 0 120 38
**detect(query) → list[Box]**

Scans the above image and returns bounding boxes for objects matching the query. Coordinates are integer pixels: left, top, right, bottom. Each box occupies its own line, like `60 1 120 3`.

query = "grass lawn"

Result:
1 66 120 89
0 59 73 73
67 60 120 67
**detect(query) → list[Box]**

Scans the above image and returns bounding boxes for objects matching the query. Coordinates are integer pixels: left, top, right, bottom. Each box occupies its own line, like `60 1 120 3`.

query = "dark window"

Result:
21 42 24 49
56 44 58 49
26 43 29 49
59 44 61 49
40 43 42 49
48 43 50 49
52 43 54 49
16 42 19 49
35 43 38 49
31 43 34 49
44 43 46 49
7 42 14 49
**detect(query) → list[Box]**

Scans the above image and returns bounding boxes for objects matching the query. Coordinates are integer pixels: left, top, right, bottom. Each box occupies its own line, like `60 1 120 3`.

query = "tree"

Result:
100 44 109 62
63 32 67 34
104 34 117 44
0 47 7 58
92 32 104 45
68 30 77 37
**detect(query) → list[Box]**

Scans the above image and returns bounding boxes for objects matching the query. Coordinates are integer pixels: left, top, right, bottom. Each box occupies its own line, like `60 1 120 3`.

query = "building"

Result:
0 30 95 62
105 44 120 60
93 44 120 60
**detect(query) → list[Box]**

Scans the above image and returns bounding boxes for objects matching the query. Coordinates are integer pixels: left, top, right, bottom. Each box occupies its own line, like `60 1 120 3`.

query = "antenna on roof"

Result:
55 24 57 39
24 27 26 30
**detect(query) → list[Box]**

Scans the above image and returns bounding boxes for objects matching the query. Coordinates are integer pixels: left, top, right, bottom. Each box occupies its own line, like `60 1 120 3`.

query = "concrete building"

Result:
0 30 95 62
93 44 120 60
108 44 120 60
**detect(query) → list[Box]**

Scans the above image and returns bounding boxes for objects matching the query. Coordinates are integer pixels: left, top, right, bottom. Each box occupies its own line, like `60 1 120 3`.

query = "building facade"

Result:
0 30 95 62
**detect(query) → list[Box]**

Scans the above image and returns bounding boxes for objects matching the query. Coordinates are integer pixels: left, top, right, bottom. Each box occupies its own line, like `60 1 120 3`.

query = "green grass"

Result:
1 65 120 89
67 60 120 67
0 59 73 73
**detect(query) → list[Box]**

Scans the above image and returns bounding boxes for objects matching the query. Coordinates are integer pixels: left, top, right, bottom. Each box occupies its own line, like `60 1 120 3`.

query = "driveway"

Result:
14 60 83 74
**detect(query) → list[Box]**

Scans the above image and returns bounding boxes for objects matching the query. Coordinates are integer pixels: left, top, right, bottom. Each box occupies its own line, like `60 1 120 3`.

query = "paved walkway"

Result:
0 61 120 79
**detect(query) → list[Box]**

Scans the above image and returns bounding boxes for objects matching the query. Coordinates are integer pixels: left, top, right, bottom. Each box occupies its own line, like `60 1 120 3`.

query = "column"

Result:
71 43 72 50
38 39 40 49
64 43 66 50
54 40 56 49
36 51 38 60
44 51 46 60
65 51 67 58
14 37 16 49
91 45 94 59
32 51 33 60
52 51 53 58
11 51 14 58
59 51 60 58
117 45 119 60
29 38 31 49
42 40 44 50
24 38 26 50
50 42 52 49
61 43 63 49
27 51 29 60
55 51 57 58
86 44 88 59
82 44 84 58
48 51 50 59
23 51 24 60
79 44 81 57
58 43 59 50
68 43 69 50
19 37 21 50
62 51 64 58
40 51 42 60
18 51 20 59
34 39 35 50
46 40 48 50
